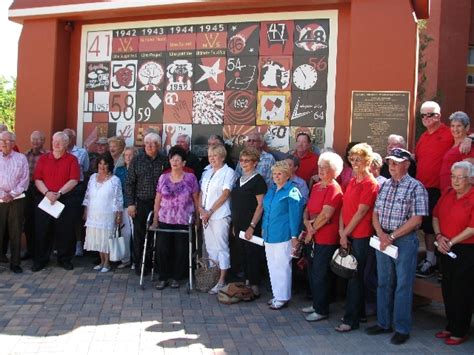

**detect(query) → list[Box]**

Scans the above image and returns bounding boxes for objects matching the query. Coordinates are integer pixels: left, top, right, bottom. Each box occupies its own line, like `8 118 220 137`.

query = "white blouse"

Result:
200 164 236 220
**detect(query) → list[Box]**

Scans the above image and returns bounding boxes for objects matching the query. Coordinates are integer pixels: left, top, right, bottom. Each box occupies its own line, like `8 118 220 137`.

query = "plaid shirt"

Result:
125 151 168 206
25 148 47 181
374 174 428 231
236 150 275 188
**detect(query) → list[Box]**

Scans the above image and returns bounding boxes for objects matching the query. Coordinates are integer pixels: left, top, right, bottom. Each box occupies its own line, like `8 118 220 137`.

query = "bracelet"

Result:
249 225 255 230
448 240 453 247
250 222 256 228
389 234 396 241
44 190 49 195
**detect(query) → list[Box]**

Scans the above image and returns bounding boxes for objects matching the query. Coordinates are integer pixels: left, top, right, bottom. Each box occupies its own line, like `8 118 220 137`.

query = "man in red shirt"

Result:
32 131 80 272
294 132 319 184
414 101 471 277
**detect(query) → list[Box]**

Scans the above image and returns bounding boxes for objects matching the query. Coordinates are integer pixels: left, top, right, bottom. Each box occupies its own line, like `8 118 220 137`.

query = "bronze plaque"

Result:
350 91 410 155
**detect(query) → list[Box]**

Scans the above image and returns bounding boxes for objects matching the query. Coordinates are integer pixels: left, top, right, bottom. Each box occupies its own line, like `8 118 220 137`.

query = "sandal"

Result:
335 324 353 333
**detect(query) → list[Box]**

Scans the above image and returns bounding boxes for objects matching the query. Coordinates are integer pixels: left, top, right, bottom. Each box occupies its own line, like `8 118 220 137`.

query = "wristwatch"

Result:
389 233 395 242
58 190 63 197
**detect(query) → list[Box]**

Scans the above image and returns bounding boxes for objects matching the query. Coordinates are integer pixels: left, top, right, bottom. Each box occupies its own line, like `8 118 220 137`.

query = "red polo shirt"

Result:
33 152 80 192
415 124 453 189
433 187 474 244
307 181 343 245
295 150 319 183
439 145 474 192
342 175 378 238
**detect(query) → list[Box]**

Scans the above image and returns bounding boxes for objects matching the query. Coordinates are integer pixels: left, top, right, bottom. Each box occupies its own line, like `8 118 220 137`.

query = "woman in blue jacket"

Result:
262 161 304 310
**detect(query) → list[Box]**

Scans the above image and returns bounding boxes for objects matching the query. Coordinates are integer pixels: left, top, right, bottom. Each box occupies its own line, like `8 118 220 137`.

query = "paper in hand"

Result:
370 236 398 259
239 231 264 246
38 196 65 219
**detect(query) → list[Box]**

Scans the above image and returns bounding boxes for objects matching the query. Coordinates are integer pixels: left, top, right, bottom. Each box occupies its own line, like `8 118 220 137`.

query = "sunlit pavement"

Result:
0 257 473 354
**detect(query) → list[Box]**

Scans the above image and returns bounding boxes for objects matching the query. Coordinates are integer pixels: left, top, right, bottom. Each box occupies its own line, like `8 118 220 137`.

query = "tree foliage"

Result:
0 76 16 132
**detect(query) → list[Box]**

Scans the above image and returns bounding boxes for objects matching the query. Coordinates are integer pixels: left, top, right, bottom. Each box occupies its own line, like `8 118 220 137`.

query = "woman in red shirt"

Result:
300 151 344 322
336 143 378 332
433 161 474 346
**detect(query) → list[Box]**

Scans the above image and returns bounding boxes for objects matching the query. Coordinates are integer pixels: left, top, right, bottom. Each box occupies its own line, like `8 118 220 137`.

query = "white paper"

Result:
239 231 265 246
370 236 398 259
0 193 26 203
38 196 65 219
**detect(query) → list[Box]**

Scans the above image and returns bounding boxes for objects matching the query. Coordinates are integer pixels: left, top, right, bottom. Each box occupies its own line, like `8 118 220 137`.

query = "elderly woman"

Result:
370 153 387 187
433 161 474 346
199 144 236 294
83 152 123 272
108 136 126 171
285 155 310 200
300 152 344 321
262 161 304 310
231 147 267 297
151 146 200 290
439 111 474 192
114 146 136 269
336 143 379 332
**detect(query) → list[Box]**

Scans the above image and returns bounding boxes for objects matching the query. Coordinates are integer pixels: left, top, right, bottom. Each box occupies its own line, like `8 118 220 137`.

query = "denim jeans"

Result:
376 231 418 334
343 237 369 328
309 243 337 315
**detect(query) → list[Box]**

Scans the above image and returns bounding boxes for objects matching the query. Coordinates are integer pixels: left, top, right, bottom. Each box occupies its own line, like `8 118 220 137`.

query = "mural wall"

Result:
78 12 337 157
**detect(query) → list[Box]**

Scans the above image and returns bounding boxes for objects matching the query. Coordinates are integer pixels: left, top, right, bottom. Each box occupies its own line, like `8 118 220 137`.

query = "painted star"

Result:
195 58 224 84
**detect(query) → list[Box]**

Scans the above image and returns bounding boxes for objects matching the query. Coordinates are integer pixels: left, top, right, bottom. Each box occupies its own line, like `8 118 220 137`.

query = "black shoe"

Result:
390 332 410 345
31 263 46 272
60 261 74 270
0 254 9 263
366 325 393 335
10 265 23 274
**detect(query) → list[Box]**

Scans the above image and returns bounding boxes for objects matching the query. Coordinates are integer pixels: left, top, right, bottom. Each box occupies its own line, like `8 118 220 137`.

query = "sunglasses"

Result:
420 113 437 118
239 158 254 163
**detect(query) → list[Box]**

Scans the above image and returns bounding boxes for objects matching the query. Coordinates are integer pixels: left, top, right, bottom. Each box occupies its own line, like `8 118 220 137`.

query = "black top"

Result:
125 152 168 205
231 173 267 236
185 151 204 181
380 157 417 179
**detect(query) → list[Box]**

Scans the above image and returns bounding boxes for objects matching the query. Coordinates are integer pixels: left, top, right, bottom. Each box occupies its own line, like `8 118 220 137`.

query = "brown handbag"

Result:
195 258 220 292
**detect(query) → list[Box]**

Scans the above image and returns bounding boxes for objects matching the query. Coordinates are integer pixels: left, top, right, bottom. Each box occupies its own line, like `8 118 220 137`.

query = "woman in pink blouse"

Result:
151 146 200 290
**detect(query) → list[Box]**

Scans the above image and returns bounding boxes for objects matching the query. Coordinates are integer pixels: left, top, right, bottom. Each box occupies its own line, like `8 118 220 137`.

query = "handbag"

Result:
330 246 358 278
195 257 220 292
109 224 126 262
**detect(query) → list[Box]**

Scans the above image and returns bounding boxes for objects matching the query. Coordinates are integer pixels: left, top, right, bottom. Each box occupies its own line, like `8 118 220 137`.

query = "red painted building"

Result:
8 0 429 155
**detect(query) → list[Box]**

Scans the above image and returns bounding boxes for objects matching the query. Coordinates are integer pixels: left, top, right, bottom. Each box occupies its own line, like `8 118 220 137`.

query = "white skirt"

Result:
84 227 114 254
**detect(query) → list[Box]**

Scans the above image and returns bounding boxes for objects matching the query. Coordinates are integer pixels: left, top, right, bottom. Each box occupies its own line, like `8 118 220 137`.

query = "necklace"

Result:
240 172 256 186
97 173 111 183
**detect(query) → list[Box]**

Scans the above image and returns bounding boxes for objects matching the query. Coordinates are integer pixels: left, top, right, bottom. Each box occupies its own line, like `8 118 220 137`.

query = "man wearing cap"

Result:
366 148 428 345
414 101 472 278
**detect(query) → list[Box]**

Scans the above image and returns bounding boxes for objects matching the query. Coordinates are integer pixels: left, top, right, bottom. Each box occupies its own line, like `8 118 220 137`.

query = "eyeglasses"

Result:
420 113 437 118
349 157 363 164
450 175 468 181
247 139 260 143
239 158 254 163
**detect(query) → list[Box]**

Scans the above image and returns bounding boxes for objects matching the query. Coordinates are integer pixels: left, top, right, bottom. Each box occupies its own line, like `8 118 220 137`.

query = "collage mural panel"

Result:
81 16 333 155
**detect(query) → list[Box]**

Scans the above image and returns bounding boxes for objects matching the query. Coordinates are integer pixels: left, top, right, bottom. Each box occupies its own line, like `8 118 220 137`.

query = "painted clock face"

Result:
292 64 318 90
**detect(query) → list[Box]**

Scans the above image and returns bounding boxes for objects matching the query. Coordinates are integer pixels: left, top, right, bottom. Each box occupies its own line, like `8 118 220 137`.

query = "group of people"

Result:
0 100 473 346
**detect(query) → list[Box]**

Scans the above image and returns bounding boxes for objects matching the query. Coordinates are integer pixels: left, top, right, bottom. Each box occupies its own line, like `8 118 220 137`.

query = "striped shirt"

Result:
0 151 30 199
25 148 47 181
374 174 428 231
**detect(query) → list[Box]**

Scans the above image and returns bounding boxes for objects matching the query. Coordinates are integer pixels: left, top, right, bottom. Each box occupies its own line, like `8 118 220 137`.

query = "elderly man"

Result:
32 132 80 272
366 148 428 345
199 135 235 171
0 131 29 273
414 101 472 278
85 136 109 181
236 132 275 187
293 132 319 184
125 132 167 274
23 131 47 260
285 155 309 200
175 133 203 180
63 128 90 257
380 135 416 179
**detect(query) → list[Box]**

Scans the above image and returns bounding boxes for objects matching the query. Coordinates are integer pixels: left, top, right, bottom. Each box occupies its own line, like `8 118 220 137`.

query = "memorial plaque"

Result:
351 91 410 155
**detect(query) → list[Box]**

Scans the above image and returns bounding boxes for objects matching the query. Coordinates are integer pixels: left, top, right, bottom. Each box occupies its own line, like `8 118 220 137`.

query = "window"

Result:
468 46 474 86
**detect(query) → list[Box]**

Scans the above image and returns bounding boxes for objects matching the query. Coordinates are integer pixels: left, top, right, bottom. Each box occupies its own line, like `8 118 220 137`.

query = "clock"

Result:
292 64 318 90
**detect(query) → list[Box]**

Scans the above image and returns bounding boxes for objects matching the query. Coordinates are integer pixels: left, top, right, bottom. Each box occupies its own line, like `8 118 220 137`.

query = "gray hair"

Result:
449 111 470 128
451 161 474 179
144 132 161 145
177 133 191 145
318 151 344 178
30 130 45 141
420 101 441 114
285 154 300 168
0 131 15 141
53 131 69 144
387 134 406 148
371 152 383 168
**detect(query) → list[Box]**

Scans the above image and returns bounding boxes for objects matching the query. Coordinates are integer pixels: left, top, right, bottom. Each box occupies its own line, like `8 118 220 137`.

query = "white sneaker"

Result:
100 266 111 273
208 282 225 295
305 312 328 322
300 305 315 313
93 264 103 271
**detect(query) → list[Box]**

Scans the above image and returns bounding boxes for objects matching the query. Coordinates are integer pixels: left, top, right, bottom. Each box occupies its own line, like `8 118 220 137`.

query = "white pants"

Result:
204 216 231 270
120 210 132 263
265 240 292 302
